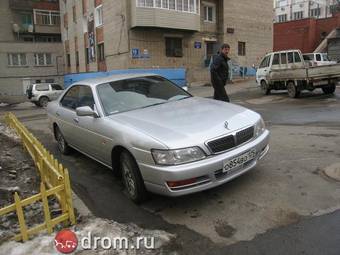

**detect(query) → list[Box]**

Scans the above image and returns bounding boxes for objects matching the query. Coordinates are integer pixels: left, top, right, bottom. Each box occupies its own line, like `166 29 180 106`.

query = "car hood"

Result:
109 97 260 149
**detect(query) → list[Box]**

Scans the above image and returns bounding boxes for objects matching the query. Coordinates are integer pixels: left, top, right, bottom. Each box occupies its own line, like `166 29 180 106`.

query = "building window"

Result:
293 11 303 20
238 42 246 56
97 43 105 61
21 13 33 27
310 8 321 17
165 37 183 57
34 53 52 66
95 5 103 27
8 53 27 66
73 5 77 23
67 54 71 67
137 0 199 14
277 14 287 22
34 10 60 25
203 3 215 22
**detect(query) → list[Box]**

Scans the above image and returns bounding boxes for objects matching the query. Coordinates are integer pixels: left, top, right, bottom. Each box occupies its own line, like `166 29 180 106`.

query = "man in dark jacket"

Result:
210 43 231 102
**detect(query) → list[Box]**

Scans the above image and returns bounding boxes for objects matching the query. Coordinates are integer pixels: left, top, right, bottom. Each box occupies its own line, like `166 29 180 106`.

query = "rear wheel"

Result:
39 96 49 107
55 126 71 155
120 151 148 203
260 80 271 95
287 81 300 98
322 84 336 94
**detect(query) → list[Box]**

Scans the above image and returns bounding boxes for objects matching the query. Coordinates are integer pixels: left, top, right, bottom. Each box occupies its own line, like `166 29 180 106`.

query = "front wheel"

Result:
55 126 71 155
322 84 336 94
260 80 271 95
120 151 148 203
287 81 300 98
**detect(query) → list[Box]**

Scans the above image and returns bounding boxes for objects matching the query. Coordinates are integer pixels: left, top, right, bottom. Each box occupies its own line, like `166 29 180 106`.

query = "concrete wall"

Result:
222 0 273 67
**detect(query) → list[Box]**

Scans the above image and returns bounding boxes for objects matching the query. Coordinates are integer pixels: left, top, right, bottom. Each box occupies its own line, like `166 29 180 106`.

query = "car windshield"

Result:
97 76 191 115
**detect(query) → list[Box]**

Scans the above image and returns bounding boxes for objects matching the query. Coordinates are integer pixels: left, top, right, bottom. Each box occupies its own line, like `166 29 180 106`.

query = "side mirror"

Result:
76 106 99 118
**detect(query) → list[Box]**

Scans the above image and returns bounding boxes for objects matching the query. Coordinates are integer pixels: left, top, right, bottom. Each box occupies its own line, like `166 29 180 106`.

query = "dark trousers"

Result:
211 78 230 102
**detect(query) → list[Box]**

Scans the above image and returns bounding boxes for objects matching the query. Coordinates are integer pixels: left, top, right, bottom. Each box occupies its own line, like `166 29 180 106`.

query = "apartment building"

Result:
60 0 273 83
275 0 338 23
0 0 63 101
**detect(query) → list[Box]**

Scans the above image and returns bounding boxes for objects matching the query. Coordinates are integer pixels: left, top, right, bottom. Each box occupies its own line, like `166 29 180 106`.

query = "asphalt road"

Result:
1 81 340 254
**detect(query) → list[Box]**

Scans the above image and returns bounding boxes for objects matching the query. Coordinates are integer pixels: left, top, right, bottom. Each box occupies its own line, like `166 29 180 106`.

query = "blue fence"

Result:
64 68 186 88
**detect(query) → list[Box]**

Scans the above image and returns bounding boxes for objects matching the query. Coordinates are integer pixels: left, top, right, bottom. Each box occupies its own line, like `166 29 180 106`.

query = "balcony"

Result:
131 0 201 31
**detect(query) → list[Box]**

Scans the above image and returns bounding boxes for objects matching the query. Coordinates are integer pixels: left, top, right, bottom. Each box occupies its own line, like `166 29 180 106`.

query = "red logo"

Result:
54 229 78 254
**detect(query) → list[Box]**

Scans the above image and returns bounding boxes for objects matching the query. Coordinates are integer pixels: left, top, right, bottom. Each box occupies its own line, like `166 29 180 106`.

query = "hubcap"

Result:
41 98 48 107
122 161 136 197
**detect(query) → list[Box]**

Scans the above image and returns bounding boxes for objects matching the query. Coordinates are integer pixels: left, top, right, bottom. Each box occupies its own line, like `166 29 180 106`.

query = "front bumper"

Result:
139 130 270 197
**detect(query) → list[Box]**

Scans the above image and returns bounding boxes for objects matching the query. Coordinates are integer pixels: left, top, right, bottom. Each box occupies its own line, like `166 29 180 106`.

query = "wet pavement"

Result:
0 81 339 254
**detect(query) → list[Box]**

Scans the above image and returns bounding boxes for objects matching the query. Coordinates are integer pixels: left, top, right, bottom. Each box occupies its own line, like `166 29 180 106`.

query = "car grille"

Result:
207 126 254 154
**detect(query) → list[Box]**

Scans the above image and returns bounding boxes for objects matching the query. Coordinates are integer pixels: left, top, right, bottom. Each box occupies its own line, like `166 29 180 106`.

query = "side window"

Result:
316 54 321 61
280 53 287 64
259 57 268 68
294 52 302 63
51 84 63 90
272 54 280 65
35 84 49 91
78 86 95 110
61 86 80 110
287 52 294 63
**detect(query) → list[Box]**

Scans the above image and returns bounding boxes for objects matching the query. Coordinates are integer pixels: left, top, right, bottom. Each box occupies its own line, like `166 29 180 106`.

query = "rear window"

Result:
35 84 49 91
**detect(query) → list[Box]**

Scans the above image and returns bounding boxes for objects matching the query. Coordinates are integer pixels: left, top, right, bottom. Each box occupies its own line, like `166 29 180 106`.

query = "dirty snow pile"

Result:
0 217 176 255
0 122 20 141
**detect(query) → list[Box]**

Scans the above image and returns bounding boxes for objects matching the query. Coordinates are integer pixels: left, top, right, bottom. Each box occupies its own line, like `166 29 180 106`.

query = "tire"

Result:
287 81 300 98
55 126 71 155
39 96 49 108
120 151 148 203
322 84 336 94
260 80 271 95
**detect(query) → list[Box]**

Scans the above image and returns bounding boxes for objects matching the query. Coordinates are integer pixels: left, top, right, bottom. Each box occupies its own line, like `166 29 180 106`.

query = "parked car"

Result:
302 53 337 67
256 49 340 98
47 74 270 202
26 83 64 107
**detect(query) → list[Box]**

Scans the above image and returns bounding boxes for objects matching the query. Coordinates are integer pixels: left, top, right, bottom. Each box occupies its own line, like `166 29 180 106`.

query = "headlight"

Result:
151 147 206 165
254 118 266 137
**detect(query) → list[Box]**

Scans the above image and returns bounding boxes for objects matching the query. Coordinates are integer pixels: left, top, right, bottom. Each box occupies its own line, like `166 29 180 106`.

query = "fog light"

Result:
167 178 197 188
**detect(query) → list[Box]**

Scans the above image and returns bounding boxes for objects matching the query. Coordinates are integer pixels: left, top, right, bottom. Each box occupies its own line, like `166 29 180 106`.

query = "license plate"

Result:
223 149 257 173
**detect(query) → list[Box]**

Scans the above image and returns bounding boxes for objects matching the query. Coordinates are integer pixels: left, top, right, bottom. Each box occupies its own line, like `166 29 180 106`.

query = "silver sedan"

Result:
47 74 270 203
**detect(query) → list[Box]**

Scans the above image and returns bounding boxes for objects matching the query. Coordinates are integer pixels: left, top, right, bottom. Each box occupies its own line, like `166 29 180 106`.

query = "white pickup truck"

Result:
256 49 340 98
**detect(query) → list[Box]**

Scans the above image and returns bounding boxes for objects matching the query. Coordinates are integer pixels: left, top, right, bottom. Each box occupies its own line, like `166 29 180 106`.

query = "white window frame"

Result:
8 53 27 67
136 0 199 14
202 2 215 23
33 9 60 26
34 53 52 66
95 5 103 27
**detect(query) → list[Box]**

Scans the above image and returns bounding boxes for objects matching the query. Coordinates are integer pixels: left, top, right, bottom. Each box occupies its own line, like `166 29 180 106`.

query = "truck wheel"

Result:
322 84 336 94
287 82 300 98
260 81 271 95
120 151 148 203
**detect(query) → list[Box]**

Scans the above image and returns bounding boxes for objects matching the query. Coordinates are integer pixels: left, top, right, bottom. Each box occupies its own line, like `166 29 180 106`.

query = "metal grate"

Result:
236 126 254 145
207 126 254 154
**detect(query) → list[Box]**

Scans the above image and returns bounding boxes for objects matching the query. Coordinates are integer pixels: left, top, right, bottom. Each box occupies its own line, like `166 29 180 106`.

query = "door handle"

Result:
73 117 79 123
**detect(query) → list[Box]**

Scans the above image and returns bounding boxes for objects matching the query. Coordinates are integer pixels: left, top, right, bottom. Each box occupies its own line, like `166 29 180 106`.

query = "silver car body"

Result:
47 74 270 196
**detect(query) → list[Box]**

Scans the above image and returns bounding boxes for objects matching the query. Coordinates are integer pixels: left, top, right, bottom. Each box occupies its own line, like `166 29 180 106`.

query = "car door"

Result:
57 85 82 147
51 84 64 100
256 55 271 83
73 85 110 163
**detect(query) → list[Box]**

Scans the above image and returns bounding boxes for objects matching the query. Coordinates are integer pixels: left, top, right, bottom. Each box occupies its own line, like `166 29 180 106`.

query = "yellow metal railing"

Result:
0 113 76 242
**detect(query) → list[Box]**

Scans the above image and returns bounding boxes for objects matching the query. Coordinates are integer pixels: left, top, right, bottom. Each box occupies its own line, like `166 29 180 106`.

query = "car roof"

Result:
72 73 160 87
